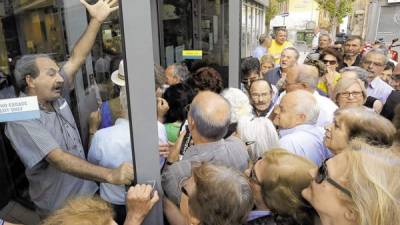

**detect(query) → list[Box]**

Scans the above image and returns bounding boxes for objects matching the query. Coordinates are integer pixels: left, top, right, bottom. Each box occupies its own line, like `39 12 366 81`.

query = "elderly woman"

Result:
324 107 396 155
237 116 279 162
220 88 254 138
247 149 317 225
332 77 367 110
164 163 254 225
318 47 342 97
302 149 400 225
340 66 383 113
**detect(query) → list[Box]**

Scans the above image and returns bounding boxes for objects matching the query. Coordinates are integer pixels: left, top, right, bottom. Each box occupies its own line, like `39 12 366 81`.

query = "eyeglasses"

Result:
339 91 363 98
315 159 352 197
323 59 337 65
245 141 256 146
362 60 384 67
184 104 191 113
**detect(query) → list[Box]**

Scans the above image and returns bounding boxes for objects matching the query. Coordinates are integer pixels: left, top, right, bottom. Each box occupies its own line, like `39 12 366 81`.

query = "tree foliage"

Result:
265 0 288 33
315 0 356 24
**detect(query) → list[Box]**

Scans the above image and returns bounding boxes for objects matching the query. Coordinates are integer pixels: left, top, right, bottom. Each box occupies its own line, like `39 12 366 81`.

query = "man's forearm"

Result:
63 19 102 84
47 149 112 183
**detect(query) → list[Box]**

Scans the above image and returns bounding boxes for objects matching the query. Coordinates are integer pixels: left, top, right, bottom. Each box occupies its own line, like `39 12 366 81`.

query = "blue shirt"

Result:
253 46 267 59
367 76 393 104
279 124 332 166
88 118 132 205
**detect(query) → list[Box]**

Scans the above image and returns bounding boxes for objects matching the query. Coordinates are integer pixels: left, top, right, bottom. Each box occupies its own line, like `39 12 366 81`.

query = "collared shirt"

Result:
340 54 362 68
253 102 273 118
161 136 249 205
264 67 281 86
367 76 394 104
88 119 168 205
253 46 267 59
88 119 132 205
313 91 338 127
5 69 98 216
279 124 331 166
274 91 337 127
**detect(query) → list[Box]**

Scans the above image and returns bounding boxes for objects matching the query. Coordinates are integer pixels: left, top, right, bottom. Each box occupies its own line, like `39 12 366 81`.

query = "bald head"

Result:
190 91 231 140
274 90 319 128
286 64 319 93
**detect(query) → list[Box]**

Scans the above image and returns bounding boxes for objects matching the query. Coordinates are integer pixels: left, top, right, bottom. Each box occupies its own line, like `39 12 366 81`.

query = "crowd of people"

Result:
0 1 400 225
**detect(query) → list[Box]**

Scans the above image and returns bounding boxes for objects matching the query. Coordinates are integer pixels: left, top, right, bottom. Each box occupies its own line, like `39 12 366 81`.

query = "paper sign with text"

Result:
0 96 40 122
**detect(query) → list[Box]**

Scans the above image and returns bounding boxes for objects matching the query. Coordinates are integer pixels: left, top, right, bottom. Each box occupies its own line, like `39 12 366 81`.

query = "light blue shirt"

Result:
88 118 132 205
367 77 393 104
279 124 332 166
252 45 267 59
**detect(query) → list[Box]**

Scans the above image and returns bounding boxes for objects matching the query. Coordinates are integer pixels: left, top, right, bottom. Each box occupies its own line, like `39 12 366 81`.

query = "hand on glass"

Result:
80 0 119 24
125 184 159 225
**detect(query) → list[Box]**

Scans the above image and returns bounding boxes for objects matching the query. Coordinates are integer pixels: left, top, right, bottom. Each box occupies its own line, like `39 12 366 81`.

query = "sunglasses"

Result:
323 59 337 65
315 159 352 197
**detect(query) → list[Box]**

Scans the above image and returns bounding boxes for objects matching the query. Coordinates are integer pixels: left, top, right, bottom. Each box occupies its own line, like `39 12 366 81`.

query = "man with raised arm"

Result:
5 0 134 217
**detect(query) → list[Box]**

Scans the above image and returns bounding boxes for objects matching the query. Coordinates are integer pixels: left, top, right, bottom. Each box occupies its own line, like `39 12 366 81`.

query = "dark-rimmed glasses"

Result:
338 91 363 98
315 159 352 197
323 59 337 65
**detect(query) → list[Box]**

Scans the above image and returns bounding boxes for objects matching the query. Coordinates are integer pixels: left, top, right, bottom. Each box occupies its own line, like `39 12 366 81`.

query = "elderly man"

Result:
342 35 363 68
4 1 134 217
162 91 249 204
268 28 293 64
274 90 331 165
304 33 332 63
165 63 189 86
361 49 394 104
249 79 274 117
381 63 400 120
264 47 299 91
274 64 337 127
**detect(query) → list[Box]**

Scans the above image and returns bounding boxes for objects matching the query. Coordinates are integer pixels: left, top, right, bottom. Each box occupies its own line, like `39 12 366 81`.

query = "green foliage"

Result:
315 0 356 24
265 0 288 32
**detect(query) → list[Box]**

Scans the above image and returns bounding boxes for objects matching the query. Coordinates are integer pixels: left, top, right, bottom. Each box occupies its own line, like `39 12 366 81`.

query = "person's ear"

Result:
188 114 195 130
298 113 307 124
343 207 358 223
25 75 35 89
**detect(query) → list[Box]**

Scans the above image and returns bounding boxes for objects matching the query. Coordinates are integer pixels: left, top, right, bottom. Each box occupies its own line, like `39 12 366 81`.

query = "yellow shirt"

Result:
317 72 341 95
268 40 293 64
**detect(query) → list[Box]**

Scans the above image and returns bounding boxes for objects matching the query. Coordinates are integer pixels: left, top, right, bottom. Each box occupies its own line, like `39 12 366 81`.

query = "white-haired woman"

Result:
220 88 254 123
237 116 279 162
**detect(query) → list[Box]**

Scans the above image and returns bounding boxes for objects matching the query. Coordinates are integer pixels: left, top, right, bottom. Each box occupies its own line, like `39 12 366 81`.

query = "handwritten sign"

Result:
0 96 40 122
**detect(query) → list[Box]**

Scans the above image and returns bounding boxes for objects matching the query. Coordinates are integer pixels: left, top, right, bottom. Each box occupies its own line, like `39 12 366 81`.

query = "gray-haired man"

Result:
162 91 249 204
5 0 133 217
165 63 189 86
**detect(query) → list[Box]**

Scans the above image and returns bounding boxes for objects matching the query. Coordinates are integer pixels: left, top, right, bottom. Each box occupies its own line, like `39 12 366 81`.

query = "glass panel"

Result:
159 0 193 66
198 0 229 66
241 3 247 58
